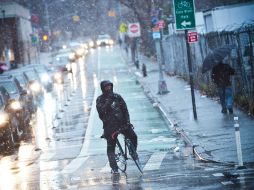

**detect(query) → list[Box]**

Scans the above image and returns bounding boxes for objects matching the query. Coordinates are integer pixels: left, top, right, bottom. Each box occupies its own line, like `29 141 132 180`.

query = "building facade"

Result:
0 2 37 68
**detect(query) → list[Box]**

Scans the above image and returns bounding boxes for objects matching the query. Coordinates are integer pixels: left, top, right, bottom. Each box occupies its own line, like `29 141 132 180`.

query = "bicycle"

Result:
177 1 191 9
101 128 143 174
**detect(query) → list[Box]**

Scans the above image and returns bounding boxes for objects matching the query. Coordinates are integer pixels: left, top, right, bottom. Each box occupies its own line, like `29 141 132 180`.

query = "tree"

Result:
118 0 154 55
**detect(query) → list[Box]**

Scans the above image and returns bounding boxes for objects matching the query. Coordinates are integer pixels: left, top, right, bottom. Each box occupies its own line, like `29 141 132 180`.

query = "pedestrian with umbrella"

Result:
202 45 235 114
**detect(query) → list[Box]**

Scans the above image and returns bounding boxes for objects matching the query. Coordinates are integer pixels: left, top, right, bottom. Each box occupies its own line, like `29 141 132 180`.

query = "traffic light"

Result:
42 34 48 41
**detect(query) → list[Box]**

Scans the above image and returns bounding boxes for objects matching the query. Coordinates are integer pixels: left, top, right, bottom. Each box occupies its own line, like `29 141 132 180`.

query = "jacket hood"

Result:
100 80 113 93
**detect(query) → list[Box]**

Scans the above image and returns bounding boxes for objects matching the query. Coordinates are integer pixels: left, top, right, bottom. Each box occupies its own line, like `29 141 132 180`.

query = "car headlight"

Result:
54 72 63 84
30 81 41 92
54 72 62 80
69 53 75 60
109 39 114 45
83 43 88 49
76 49 84 56
10 101 22 111
89 41 94 47
0 112 9 126
41 73 50 83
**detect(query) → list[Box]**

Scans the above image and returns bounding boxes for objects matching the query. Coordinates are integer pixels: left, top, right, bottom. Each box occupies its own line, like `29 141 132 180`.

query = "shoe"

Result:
111 168 119 175
221 108 227 114
228 108 234 114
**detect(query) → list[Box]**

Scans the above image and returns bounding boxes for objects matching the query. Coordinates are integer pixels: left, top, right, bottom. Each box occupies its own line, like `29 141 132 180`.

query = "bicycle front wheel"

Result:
116 139 127 172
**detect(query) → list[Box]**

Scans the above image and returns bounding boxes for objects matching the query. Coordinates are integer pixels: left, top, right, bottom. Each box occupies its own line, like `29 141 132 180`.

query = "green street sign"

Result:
174 0 196 30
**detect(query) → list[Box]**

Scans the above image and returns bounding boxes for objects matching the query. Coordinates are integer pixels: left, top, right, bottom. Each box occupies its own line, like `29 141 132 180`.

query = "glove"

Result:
111 130 119 140
104 98 113 110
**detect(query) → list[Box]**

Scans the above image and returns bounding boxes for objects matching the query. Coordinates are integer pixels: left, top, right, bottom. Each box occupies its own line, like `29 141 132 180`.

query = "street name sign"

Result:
174 0 196 30
128 23 141 37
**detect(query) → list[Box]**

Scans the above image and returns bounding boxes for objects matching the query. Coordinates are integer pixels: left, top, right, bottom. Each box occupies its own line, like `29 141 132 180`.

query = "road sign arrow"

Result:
181 20 191 27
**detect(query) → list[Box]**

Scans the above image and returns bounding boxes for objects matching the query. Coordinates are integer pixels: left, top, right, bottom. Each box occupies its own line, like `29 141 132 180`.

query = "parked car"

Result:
6 70 37 114
0 75 31 134
22 68 44 104
33 64 53 92
0 86 21 151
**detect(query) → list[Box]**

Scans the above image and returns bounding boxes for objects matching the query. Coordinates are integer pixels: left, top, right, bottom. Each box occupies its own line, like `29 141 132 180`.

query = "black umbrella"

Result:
202 44 234 73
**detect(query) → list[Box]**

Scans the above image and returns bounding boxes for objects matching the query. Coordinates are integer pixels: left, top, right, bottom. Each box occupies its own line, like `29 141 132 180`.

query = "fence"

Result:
162 24 254 114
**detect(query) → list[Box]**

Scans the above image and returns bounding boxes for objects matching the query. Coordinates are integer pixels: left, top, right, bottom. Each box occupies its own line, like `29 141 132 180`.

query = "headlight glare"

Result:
10 101 22 110
30 82 41 92
0 113 8 126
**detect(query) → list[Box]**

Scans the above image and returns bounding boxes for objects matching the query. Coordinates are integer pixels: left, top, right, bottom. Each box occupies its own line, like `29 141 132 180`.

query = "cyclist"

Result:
96 80 138 174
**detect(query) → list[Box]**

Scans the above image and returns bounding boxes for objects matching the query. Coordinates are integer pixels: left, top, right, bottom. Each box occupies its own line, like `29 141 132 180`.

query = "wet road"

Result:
0 47 253 190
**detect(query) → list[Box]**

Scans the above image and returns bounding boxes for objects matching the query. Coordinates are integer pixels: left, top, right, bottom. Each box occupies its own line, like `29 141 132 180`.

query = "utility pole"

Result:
151 0 169 94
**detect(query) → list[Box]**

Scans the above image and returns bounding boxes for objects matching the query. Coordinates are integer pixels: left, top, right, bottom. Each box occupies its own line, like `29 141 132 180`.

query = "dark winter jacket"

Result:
211 63 235 87
96 81 130 137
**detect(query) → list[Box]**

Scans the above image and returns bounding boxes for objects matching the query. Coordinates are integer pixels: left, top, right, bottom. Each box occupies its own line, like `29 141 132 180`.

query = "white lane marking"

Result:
143 152 167 171
100 161 111 173
221 181 234 185
61 51 100 175
212 173 224 177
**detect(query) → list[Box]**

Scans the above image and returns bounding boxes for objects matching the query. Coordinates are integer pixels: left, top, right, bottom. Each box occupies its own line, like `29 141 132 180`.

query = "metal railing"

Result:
162 24 254 114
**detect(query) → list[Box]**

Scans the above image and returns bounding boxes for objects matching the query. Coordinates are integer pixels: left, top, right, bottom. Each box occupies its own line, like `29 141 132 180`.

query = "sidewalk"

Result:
129 54 254 166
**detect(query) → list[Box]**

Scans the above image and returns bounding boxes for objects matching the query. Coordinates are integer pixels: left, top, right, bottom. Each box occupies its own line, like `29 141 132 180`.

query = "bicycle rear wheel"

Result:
116 138 127 172
126 139 143 174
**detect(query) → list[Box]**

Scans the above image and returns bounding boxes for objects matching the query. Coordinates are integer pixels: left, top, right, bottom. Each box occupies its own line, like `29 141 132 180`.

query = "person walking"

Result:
96 80 138 174
123 34 130 55
211 59 235 114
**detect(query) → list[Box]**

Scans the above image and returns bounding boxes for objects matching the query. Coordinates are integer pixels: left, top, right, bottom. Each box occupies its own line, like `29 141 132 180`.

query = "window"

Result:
0 81 18 94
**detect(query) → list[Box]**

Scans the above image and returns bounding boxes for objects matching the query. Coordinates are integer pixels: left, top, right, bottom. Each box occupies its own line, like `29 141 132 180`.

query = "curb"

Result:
131 69 237 166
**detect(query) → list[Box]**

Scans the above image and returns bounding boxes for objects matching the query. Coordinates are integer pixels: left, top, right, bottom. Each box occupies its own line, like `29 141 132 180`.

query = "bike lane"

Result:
61 47 181 189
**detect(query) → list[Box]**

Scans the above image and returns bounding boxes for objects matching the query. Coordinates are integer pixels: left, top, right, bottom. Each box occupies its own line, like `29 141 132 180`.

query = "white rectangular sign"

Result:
128 23 141 37
153 32 161 39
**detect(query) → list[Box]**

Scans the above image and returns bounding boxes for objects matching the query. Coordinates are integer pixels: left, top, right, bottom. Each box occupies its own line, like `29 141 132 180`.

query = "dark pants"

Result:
218 86 233 111
106 127 137 170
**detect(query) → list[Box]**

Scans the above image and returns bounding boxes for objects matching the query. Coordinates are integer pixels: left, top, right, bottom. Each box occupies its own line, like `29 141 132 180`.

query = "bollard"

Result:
135 60 140 69
142 63 147 77
33 122 41 151
64 85 68 106
234 117 244 167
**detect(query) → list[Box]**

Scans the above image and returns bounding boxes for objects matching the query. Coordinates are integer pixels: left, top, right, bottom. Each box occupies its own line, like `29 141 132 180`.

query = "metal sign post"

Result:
185 30 197 120
174 0 197 120
155 38 169 94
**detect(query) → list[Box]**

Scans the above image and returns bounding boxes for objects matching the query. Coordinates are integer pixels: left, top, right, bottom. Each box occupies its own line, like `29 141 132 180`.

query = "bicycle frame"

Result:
115 135 143 174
